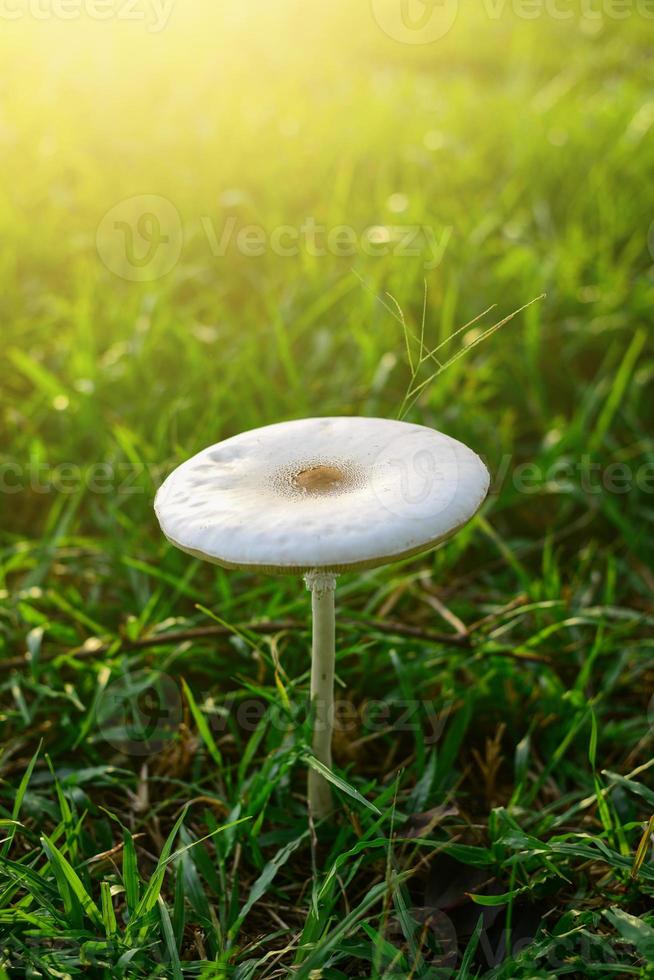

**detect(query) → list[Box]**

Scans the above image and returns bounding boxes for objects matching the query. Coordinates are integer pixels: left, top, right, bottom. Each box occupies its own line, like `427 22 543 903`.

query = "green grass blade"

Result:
122 830 140 914
1 740 42 858
303 754 381 815
41 834 103 929
158 894 183 980
182 676 224 768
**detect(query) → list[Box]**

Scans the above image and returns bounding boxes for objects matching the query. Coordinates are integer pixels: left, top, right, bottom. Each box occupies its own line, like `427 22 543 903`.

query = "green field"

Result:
1 1 654 975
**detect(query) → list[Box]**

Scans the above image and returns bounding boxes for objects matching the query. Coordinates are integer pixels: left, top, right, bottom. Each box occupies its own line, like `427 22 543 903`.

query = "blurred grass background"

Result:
1 1 654 976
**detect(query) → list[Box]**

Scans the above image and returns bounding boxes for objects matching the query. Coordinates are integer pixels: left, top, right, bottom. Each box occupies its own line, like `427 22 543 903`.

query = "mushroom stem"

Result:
304 570 337 820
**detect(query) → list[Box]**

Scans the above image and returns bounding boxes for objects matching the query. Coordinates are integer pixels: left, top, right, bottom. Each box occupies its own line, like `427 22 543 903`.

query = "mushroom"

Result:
154 417 489 820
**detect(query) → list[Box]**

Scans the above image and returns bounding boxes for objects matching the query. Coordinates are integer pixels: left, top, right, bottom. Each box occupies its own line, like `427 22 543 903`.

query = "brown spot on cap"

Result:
292 465 346 495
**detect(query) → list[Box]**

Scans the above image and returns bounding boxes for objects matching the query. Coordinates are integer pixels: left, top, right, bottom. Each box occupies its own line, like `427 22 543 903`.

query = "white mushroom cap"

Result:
154 417 489 574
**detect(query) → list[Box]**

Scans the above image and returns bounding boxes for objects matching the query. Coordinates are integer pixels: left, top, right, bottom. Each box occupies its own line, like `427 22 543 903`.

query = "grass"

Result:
1 2 654 975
